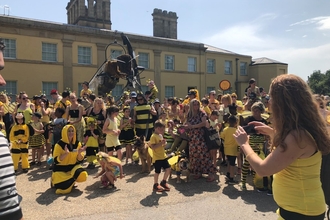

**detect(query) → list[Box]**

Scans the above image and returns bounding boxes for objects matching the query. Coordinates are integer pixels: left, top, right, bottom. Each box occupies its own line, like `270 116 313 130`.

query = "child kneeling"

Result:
150 121 171 192
94 152 124 189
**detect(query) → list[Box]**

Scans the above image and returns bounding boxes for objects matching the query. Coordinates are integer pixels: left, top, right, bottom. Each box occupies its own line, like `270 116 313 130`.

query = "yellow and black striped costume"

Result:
119 117 135 145
134 104 153 140
10 124 30 171
241 116 268 186
149 86 158 104
51 125 88 194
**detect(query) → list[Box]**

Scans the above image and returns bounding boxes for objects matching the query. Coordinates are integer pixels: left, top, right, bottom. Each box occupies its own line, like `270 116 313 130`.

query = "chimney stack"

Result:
152 8 178 39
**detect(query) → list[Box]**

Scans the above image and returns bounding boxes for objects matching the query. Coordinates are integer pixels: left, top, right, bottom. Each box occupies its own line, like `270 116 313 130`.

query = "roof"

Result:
0 15 252 58
204 44 251 57
251 57 287 65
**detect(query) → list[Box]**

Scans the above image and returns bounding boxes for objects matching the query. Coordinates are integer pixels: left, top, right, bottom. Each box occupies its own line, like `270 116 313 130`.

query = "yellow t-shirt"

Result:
149 133 166 163
203 106 211 116
273 151 326 217
80 89 92 98
54 100 71 119
220 127 238 156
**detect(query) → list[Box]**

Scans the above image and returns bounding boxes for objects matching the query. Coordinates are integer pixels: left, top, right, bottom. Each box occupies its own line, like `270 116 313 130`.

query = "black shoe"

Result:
153 183 164 192
267 190 273 196
87 163 95 169
227 179 238 185
36 161 42 166
160 180 170 191
257 188 268 192
30 162 36 166
22 169 28 173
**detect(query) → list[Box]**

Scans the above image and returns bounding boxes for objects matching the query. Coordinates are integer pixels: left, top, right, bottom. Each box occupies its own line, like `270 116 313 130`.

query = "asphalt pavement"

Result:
16 160 278 220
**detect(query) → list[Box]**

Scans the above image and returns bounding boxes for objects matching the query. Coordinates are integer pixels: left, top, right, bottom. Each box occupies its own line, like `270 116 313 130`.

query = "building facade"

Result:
0 1 287 101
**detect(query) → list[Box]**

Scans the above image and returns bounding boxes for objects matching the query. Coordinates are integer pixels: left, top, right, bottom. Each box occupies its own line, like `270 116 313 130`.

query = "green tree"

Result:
307 70 330 95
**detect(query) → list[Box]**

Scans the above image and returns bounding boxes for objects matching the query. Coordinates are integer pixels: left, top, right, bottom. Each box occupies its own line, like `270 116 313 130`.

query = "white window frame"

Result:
165 55 174 71
138 52 149 69
78 46 92 65
2 80 17 101
207 59 215 74
240 62 247 76
165 86 175 98
206 87 215 94
225 60 232 75
112 84 123 99
111 50 122 60
3 39 16 59
42 42 57 62
42 82 58 100
188 57 197 72
140 85 149 94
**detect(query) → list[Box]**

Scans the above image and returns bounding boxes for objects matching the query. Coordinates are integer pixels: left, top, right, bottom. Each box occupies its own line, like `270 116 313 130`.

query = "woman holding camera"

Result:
234 74 330 219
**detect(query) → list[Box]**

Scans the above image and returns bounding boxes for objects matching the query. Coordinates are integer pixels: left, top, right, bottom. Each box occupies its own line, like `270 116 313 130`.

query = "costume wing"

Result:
89 61 107 94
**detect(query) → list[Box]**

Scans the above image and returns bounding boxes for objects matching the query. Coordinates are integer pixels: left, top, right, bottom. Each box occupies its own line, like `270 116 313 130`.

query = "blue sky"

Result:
1 0 330 80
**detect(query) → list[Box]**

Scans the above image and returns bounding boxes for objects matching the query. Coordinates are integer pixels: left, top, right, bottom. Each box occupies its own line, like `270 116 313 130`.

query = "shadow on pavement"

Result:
169 174 221 197
35 187 83 205
140 191 168 207
27 166 52 182
84 181 120 200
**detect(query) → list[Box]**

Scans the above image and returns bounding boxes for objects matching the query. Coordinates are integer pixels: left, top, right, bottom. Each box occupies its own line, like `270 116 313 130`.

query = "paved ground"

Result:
16 159 278 220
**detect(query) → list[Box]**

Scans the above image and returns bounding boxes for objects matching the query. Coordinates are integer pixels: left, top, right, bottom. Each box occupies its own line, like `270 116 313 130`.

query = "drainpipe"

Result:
235 58 239 94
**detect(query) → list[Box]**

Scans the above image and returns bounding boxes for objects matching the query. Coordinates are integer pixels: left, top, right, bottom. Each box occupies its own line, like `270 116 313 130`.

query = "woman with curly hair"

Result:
185 99 216 182
234 74 330 219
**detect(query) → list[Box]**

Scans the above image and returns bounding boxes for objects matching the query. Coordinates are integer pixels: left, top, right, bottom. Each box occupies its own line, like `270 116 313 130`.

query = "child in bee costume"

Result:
51 125 88 194
84 117 100 169
10 113 31 173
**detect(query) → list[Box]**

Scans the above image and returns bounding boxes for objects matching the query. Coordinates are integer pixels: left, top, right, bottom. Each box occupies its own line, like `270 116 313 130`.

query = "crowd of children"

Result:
2 78 330 195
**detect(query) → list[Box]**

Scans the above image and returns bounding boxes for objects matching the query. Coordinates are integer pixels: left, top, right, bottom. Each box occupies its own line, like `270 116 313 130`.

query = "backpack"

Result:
321 153 330 219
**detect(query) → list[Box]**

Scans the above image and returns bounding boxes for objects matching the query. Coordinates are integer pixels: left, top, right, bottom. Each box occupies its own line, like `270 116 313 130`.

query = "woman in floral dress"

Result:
185 98 216 182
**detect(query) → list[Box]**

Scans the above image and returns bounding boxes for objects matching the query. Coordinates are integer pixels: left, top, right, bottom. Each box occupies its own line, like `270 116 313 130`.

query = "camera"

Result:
242 124 257 135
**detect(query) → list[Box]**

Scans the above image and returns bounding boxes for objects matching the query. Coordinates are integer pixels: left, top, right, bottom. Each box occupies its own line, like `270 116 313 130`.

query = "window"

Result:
78 83 83 94
42 82 58 100
206 87 215 94
240 62 247 76
225 60 232 75
111 50 122 60
2 80 17 101
112 84 123 100
165 55 174 71
188 57 197 72
78 46 91 64
3 39 16 59
165 86 175 98
138 53 149 69
42 43 57 62
207 59 215 73
140 85 149 94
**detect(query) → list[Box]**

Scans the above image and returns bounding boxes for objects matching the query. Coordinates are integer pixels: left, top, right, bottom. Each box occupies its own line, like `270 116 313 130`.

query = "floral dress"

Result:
187 111 216 175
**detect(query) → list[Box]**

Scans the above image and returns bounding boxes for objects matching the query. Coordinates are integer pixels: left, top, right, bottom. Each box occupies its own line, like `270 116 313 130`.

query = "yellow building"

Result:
0 1 287 101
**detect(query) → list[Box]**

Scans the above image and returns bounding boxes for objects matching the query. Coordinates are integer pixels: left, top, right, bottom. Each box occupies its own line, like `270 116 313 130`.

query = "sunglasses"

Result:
22 97 29 100
137 98 143 101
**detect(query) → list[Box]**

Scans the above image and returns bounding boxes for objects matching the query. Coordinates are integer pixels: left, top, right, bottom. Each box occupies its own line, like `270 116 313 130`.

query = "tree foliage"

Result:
307 70 330 95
